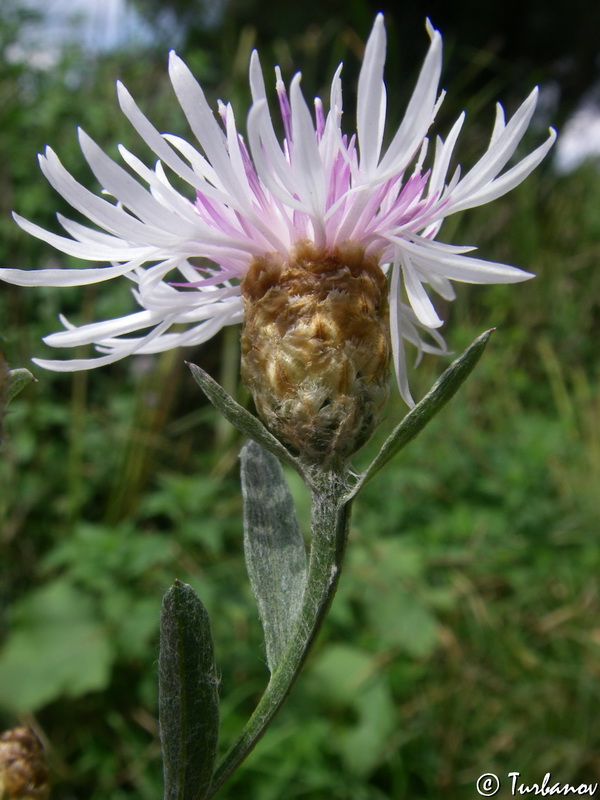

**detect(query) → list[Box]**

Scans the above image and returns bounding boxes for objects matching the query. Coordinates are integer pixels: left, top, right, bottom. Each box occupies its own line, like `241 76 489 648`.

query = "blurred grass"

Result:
2 4 600 799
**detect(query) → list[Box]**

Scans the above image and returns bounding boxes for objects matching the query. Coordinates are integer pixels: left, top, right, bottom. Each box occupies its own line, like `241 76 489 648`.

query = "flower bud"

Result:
0 728 49 800
241 241 391 463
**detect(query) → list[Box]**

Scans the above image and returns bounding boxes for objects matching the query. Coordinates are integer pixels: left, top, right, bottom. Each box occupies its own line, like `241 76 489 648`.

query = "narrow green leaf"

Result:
159 581 219 800
6 368 36 405
187 363 303 476
240 441 307 673
352 329 494 495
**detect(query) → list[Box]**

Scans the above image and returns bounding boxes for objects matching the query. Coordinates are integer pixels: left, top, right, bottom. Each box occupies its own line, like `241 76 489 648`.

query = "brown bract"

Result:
241 240 391 464
0 728 49 800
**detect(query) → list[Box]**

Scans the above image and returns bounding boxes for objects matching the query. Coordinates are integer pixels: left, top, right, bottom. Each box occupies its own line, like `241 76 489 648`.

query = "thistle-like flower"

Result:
0 727 49 800
0 16 554 458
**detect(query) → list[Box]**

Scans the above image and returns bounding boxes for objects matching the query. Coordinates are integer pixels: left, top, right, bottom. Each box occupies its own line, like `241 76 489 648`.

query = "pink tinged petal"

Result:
447 128 557 213
377 236 474 263
247 101 308 213
194 191 238 234
44 310 163 346
327 154 352 206
377 24 443 178
329 62 343 113
222 105 290 251
427 273 456 301
389 263 415 407
138 278 241 317
169 70 278 253
446 163 462 194
247 100 293 185
401 196 448 234
291 208 309 238
249 49 267 102
55 213 143 250
396 236 534 283
127 290 242 328
117 81 227 196
415 138 430 172
321 131 353 206
115 305 243 353
176 259 212 284
329 185 374 243
150 297 242 330
117 146 203 223
130 307 243 352
289 74 327 227
421 221 443 240
31 353 138 371
489 103 507 148
447 88 541 205
399 236 478 255
238 166 293 251
428 112 465 196
376 171 429 229
170 274 238 288
161 134 223 189
119 95 258 228
0 261 141 287
135 257 193 293
376 175 404 216
135 283 235 311
217 99 228 127
431 88 447 122
169 52 254 206
323 62 344 144
39 148 171 245
49 291 239 349
78 130 199 239
401 306 447 356
319 130 345 194
33 315 178 371
12 213 151 261
163 134 258 217
342 181 394 241
238 139 267 202
314 97 325 139
357 13 388 176
192 190 273 256
275 67 293 142
401 255 444 328
223 103 256 208
167 53 225 155
158 259 229 286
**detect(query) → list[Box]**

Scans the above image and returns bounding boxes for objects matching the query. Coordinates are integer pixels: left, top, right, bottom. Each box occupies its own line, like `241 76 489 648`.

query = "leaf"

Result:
310 644 396 776
159 580 220 800
240 441 307 673
369 587 439 657
187 363 303 476
341 681 396 776
1 360 35 443
0 580 114 711
6 368 36 405
352 329 494 495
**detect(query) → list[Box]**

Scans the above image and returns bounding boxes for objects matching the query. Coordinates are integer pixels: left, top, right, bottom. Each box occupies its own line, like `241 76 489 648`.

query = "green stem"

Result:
208 469 352 796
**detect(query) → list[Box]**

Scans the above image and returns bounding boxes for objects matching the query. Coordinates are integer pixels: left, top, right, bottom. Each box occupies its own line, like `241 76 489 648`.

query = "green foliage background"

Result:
1 0 600 797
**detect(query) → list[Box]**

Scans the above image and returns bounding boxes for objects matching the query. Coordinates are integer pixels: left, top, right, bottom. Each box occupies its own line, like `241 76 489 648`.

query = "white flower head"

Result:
0 14 555 406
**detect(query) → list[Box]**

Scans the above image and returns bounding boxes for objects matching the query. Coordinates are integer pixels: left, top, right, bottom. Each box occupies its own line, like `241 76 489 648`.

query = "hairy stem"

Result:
208 468 352 796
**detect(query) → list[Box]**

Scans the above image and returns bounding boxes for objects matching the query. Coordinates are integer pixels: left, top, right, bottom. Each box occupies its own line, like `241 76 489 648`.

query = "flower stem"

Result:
208 468 352 796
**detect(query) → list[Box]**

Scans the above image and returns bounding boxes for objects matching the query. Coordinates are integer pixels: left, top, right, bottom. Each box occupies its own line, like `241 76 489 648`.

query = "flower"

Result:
0 15 555 408
0 727 49 800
